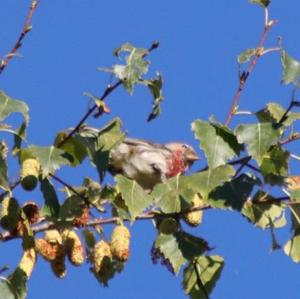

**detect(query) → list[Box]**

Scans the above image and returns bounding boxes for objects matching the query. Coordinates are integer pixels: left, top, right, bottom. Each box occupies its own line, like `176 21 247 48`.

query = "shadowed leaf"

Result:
183 256 224 299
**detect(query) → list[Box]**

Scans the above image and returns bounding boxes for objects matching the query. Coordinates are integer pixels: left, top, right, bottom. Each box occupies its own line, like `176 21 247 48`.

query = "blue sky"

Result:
1 1 300 298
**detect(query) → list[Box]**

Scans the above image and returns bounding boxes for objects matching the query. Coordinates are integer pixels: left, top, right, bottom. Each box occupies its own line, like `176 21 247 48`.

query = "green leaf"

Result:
139 73 164 122
0 91 29 125
78 118 125 181
256 102 300 127
101 43 149 94
249 0 270 7
209 174 261 211
183 256 224 299
0 91 29 152
153 231 209 275
152 175 195 214
115 175 153 221
23 146 70 178
59 195 84 222
54 133 87 167
0 278 16 299
8 268 27 299
181 165 235 199
237 48 257 64
192 119 242 169
0 142 9 190
242 192 286 229
235 123 281 164
283 204 300 262
260 145 289 184
40 178 60 218
284 227 300 263
280 49 300 86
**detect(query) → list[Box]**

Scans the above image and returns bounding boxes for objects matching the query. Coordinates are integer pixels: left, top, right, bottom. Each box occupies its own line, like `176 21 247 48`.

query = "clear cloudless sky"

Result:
1 1 300 299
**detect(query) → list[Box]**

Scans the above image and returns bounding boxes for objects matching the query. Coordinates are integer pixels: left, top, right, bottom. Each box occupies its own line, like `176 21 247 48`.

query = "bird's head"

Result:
165 142 199 169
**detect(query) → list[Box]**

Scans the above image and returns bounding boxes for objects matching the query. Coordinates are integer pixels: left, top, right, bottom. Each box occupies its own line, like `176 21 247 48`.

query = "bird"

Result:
109 138 199 190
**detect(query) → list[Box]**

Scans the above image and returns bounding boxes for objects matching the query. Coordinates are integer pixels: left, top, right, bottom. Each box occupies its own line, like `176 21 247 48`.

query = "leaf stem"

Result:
0 0 39 75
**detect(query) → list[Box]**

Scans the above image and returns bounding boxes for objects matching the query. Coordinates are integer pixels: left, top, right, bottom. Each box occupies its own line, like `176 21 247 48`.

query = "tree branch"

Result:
57 41 160 147
224 8 277 125
0 0 39 75
1 196 298 242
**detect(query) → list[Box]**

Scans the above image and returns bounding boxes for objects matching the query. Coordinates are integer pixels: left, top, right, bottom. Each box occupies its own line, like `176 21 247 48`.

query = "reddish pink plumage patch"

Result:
166 150 186 178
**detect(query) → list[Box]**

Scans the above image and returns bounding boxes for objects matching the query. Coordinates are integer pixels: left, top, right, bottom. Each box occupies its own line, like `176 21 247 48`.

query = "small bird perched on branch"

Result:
109 138 199 190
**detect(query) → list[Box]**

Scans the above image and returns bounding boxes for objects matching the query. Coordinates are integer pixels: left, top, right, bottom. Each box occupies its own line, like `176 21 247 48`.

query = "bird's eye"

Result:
182 144 188 149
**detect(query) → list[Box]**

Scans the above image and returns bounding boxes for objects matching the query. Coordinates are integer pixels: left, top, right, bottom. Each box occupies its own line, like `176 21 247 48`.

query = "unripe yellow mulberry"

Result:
93 240 112 285
50 254 67 278
183 194 204 227
35 239 64 261
19 248 36 279
110 225 130 262
1 197 20 231
45 229 63 244
62 229 85 266
20 158 40 191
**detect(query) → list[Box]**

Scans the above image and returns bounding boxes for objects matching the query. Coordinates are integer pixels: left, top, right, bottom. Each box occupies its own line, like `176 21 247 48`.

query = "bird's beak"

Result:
186 151 200 162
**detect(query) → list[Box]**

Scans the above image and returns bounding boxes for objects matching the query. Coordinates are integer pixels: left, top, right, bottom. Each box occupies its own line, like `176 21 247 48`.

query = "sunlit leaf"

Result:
101 43 149 94
242 192 286 229
237 48 257 64
192 119 242 169
181 165 235 199
235 123 280 164
256 102 300 127
54 132 87 167
22 146 70 178
280 49 300 86
183 256 224 299
152 175 195 214
0 91 29 125
284 229 300 263
116 175 153 221
0 278 16 299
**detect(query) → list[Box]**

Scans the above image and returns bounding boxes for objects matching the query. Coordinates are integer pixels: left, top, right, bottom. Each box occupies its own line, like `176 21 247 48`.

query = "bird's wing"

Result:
122 138 170 152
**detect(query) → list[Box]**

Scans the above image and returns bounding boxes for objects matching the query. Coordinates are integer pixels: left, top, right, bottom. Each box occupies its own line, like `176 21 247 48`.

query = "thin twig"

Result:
58 41 160 147
280 133 300 146
0 0 39 75
224 8 277 125
57 80 122 147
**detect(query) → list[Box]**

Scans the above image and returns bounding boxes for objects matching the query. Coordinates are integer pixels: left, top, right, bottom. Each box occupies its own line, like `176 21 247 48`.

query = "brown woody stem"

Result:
0 0 39 75
224 8 277 126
